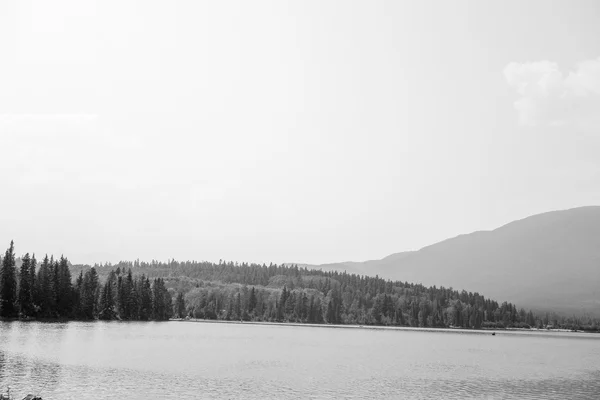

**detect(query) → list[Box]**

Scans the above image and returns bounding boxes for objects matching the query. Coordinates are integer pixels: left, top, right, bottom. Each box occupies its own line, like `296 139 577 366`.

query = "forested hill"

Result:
307 206 600 316
2 239 597 330
70 258 599 331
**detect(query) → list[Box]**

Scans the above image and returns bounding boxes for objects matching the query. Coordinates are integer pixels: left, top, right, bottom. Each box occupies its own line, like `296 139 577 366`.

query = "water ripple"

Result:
1 321 599 399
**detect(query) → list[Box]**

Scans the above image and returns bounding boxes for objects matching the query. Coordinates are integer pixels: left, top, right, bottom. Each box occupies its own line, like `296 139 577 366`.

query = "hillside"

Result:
309 206 600 316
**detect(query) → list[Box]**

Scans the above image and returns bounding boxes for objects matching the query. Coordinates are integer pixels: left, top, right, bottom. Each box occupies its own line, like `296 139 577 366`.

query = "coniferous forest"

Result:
1 241 598 331
0 241 171 321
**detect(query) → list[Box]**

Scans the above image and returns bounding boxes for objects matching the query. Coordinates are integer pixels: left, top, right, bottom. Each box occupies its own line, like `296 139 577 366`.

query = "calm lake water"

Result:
0 321 599 399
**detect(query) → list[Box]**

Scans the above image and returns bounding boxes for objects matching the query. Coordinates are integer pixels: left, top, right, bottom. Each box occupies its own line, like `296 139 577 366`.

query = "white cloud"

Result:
504 58 600 130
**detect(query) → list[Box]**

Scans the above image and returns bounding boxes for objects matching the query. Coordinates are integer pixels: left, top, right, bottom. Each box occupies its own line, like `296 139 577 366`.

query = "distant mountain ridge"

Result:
304 206 600 316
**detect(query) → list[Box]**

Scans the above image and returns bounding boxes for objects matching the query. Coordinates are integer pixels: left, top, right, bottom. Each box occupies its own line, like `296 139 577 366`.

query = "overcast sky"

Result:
1 0 599 265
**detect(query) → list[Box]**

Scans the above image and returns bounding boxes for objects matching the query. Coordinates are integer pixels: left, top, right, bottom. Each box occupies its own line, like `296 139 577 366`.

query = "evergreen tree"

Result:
116 274 124 318
98 281 115 320
138 276 152 320
51 257 59 316
80 267 100 319
119 270 133 319
163 284 173 320
35 255 54 317
74 270 83 318
56 256 74 317
29 254 37 314
18 253 34 317
0 241 18 318
149 278 172 321
126 270 139 319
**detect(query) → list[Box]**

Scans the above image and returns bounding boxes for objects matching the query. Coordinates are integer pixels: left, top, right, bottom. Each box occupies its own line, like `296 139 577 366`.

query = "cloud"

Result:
504 58 600 130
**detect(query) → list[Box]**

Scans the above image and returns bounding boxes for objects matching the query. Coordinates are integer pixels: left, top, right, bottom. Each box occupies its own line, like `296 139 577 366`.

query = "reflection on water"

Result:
0 321 599 399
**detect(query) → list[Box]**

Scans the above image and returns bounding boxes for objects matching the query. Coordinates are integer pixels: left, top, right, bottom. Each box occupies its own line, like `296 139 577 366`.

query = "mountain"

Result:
308 206 600 316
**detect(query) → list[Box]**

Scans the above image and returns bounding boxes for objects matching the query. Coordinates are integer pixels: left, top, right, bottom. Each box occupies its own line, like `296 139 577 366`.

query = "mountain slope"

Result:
311 206 600 315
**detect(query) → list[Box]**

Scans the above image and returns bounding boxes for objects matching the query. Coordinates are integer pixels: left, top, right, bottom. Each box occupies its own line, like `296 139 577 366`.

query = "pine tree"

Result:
29 254 37 315
119 270 132 319
74 271 83 318
98 272 117 320
56 256 73 317
35 255 54 317
98 281 115 320
126 270 138 319
0 241 18 318
81 267 100 319
51 257 59 316
18 253 34 317
138 276 152 320
163 283 173 320
116 274 124 318
149 278 172 321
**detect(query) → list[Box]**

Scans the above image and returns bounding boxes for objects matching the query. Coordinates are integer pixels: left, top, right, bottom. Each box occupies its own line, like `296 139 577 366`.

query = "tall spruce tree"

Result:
116 274 125 319
151 278 172 321
126 269 138 320
51 257 60 316
56 256 73 317
74 270 83 318
29 254 37 315
98 272 117 320
163 283 173 320
138 276 152 320
18 253 34 317
35 255 51 317
0 241 18 318
81 267 100 319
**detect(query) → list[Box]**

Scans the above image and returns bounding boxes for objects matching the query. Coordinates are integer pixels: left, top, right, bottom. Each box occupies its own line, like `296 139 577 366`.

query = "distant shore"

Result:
171 318 599 336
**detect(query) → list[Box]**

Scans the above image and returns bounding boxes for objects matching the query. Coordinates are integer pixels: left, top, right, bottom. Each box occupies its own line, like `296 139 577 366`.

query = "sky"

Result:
1 0 599 265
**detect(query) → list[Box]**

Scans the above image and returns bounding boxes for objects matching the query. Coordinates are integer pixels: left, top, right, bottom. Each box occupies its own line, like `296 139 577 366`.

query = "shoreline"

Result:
2 318 596 336
171 318 600 336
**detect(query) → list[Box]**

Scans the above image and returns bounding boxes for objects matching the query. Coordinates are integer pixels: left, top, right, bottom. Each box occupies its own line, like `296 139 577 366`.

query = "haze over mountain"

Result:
304 206 600 316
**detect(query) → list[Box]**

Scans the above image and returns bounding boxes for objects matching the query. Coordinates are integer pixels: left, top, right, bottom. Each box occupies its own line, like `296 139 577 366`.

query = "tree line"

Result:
2 241 598 331
0 241 174 321
74 258 600 331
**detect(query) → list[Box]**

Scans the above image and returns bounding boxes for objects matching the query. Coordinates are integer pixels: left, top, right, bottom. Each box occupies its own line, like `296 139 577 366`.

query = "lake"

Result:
0 321 598 399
